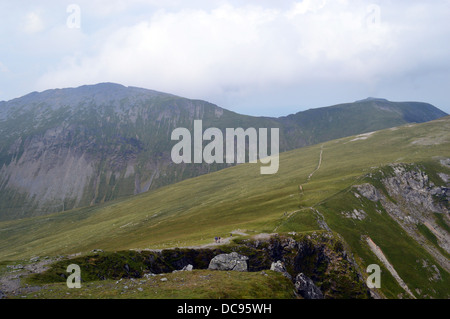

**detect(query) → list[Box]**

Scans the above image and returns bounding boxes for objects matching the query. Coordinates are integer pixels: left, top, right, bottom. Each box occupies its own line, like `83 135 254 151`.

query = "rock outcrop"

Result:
382 165 448 218
208 252 249 272
294 273 324 299
355 183 382 202
270 260 292 280
29 233 371 299
228 233 370 299
355 163 450 272
341 209 367 220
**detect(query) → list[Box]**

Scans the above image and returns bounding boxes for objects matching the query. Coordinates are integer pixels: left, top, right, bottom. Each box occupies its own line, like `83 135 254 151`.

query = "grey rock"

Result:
182 264 193 271
429 265 441 282
7 264 23 270
312 209 332 232
354 183 382 202
270 260 292 280
440 158 450 168
438 173 449 183
208 252 249 272
341 209 367 220
294 273 323 299
160 277 168 282
357 164 450 272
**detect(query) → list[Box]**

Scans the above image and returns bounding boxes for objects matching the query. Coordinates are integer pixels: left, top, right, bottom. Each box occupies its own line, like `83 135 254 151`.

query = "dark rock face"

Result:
294 273 324 299
208 252 249 271
223 233 371 299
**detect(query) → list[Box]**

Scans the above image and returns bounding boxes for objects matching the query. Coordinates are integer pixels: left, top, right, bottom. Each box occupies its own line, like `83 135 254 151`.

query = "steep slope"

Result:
0 83 446 220
0 83 272 220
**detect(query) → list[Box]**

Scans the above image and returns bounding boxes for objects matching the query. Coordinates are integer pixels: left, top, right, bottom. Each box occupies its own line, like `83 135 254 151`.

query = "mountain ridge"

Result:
0 83 447 220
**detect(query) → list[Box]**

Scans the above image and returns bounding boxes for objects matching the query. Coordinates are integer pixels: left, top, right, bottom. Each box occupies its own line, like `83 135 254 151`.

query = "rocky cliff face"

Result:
0 83 236 219
355 163 450 272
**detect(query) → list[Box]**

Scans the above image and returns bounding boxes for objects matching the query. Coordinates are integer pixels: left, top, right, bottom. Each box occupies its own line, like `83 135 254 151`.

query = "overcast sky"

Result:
1 0 449 116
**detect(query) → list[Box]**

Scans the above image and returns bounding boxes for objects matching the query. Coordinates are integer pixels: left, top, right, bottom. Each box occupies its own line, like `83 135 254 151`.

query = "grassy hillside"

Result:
15 269 295 299
0 116 449 298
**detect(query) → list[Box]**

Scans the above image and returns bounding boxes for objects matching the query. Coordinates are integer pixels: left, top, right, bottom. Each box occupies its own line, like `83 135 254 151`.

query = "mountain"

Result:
0 116 448 299
0 83 447 220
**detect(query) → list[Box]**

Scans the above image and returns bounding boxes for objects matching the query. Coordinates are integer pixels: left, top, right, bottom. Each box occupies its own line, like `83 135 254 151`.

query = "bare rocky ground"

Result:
0 257 63 299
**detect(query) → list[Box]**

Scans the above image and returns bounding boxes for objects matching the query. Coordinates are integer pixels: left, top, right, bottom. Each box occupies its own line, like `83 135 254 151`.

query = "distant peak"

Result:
90 82 124 87
77 82 126 90
356 97 389 103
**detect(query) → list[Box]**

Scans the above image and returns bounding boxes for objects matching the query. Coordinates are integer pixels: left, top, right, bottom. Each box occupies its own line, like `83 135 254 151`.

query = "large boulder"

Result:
294 273 323 299
208 252 249 271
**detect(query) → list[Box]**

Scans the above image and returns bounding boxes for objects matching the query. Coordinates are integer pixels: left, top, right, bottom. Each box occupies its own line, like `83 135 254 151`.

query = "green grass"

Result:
1 116 449 298
16 269 295 299
434 213 450 233
417 223 439 246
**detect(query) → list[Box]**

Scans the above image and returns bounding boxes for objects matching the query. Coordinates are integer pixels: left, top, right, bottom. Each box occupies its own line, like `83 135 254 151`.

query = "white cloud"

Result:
26 0 450 114
287 0 326 17
23 11 44 33
36 2 392 94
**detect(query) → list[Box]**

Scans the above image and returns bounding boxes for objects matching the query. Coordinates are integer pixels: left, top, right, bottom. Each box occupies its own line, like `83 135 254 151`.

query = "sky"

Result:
0 0 449 116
